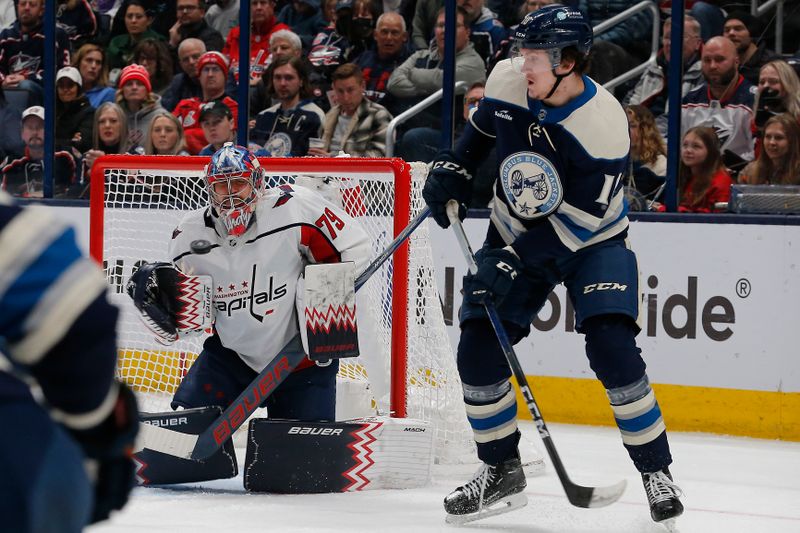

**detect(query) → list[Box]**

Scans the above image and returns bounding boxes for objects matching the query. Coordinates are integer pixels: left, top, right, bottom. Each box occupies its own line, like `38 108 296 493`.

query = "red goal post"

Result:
89 154 474 463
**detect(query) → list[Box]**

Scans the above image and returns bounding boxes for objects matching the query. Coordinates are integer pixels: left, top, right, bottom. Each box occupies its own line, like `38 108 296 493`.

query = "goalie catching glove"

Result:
422 150 473 228
126 262 214 344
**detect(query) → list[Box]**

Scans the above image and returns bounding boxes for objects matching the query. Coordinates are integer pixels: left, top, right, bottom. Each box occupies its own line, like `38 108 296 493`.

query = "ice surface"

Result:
88 421 800 533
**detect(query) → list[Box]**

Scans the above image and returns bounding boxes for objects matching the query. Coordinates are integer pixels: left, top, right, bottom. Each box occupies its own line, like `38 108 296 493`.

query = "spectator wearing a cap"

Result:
116 63 166 149
72 43 117 109
223 0 289 87
251 56 324 157
173 51 239 153
1 106 76 198
723 11 779 86
197 100 236 155
107 0 166 70
0 0 71 106
278 0 328 50
55 66 96 157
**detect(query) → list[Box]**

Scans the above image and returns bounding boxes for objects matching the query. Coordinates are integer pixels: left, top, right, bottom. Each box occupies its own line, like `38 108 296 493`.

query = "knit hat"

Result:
197 51 230 78
724 11 763 40
56 66 83 88
118 64 152 92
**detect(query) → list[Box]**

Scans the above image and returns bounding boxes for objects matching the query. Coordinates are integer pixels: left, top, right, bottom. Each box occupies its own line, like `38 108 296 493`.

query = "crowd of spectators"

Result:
0 0 799 207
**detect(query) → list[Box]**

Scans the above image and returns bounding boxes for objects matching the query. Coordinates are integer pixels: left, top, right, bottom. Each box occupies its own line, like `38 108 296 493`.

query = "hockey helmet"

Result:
204 142 265 236
510 5 593 72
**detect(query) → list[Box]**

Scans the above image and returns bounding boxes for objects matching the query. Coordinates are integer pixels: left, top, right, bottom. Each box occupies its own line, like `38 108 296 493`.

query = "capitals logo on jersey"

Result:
500 152 562 219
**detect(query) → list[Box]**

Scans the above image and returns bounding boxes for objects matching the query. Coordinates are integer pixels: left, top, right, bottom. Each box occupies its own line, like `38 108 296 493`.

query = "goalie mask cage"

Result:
90 155 474 464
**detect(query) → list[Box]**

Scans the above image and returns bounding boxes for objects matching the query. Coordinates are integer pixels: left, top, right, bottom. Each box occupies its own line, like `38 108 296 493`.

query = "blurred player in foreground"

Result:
0 190 138 531
422 5 683 526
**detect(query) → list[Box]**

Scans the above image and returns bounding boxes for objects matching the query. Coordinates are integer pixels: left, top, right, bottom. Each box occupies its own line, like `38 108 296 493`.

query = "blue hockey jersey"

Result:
0 192 119 429
460 59 630 264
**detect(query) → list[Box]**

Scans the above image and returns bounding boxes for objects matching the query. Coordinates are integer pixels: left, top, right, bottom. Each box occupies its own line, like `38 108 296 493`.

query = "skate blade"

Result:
445 493 528 525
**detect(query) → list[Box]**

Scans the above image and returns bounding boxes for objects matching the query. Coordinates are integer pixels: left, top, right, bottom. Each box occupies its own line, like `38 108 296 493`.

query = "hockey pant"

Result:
457 233 672 472
172 333 338 421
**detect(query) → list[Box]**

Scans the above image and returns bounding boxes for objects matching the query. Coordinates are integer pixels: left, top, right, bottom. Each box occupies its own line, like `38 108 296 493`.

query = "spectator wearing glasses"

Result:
161 38 207 112
168 0 224 56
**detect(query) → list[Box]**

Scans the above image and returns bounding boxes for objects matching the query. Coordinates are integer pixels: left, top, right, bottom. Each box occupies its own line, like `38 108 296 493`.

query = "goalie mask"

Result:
205 142 265 236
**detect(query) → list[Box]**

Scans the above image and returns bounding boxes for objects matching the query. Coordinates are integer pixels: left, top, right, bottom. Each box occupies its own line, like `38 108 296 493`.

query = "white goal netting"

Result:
90 155 474 464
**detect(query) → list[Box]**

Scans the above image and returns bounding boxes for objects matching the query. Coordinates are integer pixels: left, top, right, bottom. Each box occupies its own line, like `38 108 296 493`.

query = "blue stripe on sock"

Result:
615 403 663 433
468 402 517 431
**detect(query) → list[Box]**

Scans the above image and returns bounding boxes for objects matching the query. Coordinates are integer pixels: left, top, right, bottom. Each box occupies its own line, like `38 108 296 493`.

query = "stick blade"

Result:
566 478 627 508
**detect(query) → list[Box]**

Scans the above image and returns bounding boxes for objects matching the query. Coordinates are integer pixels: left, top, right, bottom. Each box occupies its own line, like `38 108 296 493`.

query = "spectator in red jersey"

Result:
173 51 239 154
223 0 289 87
676 126 732 213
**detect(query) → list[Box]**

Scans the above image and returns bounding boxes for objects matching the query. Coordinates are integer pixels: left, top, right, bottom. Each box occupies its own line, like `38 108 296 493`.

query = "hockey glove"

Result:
422 150 473 228
126 262 213 345
69 382 139 524
463 248 523 306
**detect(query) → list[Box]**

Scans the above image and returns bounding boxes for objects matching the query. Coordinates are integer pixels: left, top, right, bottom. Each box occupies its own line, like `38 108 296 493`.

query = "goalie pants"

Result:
457 231 672 473
172 333 338 421
0 385 92 533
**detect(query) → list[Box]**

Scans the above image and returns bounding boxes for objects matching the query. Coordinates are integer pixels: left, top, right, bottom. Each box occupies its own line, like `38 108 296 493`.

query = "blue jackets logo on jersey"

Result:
264 132 292 157
500 152 562 219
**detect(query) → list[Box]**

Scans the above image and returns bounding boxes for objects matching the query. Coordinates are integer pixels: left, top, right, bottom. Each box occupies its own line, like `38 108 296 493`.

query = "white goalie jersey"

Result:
168 183 371 372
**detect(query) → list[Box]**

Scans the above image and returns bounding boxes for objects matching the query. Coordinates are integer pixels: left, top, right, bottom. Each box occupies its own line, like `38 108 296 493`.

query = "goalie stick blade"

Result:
445 493 528 525
565 478 627 508
135 422 199 459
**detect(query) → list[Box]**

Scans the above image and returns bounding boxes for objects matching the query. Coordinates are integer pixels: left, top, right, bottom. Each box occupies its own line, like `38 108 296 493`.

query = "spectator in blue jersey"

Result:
723 11 778 86
458 0 507 66
0 191 139 532
55 66 96 157
198 99 236 155
422 6 683 525
56 0 99 49
161 38 207 112
73 43 117 109
387 6 486 121
681 36 757 168
1 106 77 198
277 0 327 49
251 56 324 157
307 62 392 157
354 11 411 108
0 0 71 107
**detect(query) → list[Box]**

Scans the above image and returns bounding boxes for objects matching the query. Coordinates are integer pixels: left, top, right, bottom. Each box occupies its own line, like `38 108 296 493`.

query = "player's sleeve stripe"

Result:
10 259 108 365
300 224 341 263
0 206 68 297
52 381 119 430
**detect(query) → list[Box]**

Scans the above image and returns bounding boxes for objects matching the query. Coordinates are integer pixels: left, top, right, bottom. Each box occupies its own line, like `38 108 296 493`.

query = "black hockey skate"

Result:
642 467 684 525
444 457 527 524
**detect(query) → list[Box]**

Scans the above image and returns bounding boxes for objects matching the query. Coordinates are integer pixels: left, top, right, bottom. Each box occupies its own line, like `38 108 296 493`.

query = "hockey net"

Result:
89 155 474 464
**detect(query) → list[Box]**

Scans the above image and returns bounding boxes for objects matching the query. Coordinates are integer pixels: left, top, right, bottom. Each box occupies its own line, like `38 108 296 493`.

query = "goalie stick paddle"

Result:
137 206 432 461
445 201 626 509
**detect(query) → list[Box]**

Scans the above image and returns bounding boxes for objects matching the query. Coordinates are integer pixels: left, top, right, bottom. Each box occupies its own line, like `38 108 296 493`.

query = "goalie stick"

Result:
445 201 626 509
137 206 432 461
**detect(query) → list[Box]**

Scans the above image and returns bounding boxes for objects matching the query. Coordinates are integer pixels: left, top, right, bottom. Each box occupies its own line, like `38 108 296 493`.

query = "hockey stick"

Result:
445 201 626 509
137 206 432 460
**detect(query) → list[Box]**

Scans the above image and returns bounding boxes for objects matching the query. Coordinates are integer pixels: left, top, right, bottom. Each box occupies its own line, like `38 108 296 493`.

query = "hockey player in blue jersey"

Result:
422 5 683 525
0 191 139 531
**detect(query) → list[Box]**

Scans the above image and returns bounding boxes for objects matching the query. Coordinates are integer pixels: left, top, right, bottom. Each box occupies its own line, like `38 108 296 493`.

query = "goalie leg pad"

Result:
134 407 237 485
243 417 433 493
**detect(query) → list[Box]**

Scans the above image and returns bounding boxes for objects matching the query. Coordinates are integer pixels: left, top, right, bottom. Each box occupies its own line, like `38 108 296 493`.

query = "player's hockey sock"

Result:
607 375 672 472
462 380 521 465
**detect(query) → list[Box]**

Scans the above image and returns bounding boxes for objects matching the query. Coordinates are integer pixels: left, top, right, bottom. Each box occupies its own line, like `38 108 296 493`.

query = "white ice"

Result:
88 421 800 533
